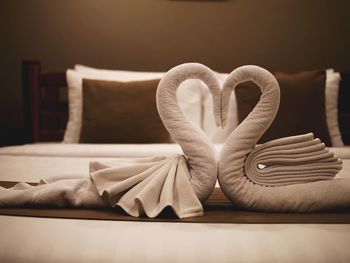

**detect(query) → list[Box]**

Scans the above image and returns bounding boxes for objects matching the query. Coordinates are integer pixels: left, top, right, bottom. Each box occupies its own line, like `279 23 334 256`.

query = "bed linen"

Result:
1 143 350 263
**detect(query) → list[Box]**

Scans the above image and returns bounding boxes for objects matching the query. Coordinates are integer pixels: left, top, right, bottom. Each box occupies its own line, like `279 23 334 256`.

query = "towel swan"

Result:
0 63 221 218
156 63 221 202
218 65 350 212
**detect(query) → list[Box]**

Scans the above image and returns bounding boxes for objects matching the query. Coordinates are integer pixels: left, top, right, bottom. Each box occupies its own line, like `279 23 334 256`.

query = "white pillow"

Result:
74 64 165 81
325 69 343 146
63 66 206 143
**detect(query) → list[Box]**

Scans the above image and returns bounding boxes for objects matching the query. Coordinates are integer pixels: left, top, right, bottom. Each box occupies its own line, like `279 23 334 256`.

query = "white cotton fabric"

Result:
2 143 350 160
74 64 165 80
0 143 184 158
91 155 203 218
1 216 350 263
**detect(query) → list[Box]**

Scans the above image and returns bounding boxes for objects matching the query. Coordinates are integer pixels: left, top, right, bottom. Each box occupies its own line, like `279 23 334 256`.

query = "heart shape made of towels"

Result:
91 63 348 217
157 63 342 189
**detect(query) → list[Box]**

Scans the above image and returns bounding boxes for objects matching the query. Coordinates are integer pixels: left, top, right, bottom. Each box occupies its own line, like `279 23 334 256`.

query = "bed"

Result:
0 61 350 263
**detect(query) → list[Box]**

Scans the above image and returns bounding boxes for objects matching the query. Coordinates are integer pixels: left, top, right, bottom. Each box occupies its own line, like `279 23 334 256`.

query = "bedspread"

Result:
0 143 350 263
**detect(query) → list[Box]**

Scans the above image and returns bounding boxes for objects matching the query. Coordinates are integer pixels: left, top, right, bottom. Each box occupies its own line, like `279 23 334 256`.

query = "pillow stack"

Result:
64 65 345 147
64 65 210 144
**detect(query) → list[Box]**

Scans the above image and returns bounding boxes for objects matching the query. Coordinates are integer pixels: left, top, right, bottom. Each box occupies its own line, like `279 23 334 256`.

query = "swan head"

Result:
221 65 280 128
157 62 222 128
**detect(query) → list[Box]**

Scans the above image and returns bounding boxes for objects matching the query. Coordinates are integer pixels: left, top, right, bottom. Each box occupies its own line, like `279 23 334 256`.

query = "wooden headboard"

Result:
22 60 68 142
22 60 350 144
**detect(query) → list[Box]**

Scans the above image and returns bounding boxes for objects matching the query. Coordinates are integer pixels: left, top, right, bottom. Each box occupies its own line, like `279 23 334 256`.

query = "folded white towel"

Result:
245 133 342 186
0 155 204 218
90 155 203 218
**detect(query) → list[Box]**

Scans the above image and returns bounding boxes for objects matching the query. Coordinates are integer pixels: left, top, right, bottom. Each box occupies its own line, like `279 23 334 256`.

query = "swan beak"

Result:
215 112 222 128
220 91 230 129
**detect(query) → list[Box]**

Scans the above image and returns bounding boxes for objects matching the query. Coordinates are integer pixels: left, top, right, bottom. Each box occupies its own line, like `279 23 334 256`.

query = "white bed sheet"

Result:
1 143 350 263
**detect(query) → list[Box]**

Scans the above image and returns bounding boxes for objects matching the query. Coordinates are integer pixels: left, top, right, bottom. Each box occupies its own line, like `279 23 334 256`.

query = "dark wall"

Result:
1 0 350 131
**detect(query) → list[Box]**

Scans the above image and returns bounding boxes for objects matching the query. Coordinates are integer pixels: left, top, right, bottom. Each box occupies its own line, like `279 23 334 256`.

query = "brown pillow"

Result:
79 78 171 143
235 70 332 146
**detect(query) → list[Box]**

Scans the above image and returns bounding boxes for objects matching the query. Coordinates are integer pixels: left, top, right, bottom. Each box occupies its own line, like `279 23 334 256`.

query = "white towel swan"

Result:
0 63 222 218
156 63 221 202
218 65 350 212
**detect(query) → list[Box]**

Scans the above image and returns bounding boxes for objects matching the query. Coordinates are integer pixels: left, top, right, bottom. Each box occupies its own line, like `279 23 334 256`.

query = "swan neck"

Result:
156 63 221 202
222 66 281 155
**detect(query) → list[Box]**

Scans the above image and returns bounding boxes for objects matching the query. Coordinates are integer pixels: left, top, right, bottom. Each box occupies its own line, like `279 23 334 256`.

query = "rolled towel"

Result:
245 133 342 186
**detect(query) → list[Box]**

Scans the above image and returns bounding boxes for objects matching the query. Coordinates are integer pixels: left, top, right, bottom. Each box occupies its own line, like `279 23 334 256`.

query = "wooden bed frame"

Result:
22 60 68 142
22 60 350 144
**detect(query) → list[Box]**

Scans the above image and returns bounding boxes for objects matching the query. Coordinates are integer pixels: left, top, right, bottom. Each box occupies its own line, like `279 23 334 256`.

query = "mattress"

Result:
1 143 350 263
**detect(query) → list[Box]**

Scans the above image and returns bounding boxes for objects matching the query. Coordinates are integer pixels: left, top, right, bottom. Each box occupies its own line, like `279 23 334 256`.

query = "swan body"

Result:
244 133 342 186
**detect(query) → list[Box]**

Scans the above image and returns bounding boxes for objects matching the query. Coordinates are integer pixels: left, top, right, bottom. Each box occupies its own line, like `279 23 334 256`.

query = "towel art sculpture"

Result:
219 65 349 212
0 63 222 219
0 63 349 218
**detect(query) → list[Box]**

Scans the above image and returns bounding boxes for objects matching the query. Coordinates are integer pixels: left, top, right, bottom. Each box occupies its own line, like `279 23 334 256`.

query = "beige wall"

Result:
1 0 350 129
